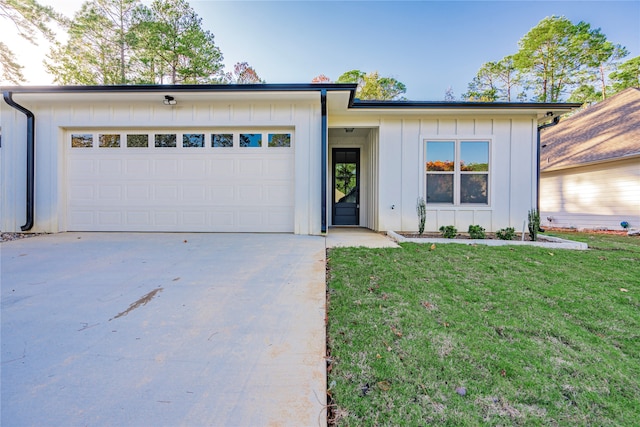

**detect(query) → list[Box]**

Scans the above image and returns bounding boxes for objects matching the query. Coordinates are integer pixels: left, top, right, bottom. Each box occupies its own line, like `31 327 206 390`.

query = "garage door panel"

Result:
154 159 179 176
211 159 235 175
183 211 207 226
239 158 263 175
67 130 294 232
126 211 150 225
69 185 95 200
266 158 293 178
68 158 96 176
125 159 150 175
98 159 122 174
98 185 122 200
97 211 122 226
126 185 150 201
183 186 206 201
210 186 235 204
182 159 207 178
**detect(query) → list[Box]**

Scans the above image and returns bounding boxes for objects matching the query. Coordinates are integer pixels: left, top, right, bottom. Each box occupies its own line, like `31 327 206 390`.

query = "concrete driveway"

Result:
1 233 327 426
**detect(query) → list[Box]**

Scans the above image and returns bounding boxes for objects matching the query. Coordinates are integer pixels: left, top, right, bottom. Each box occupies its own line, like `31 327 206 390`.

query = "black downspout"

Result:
321 89 327 233
536 115 560 213
3 91 35 231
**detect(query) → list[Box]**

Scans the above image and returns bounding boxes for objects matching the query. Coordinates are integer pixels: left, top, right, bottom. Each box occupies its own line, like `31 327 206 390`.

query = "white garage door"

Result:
66 130 294 232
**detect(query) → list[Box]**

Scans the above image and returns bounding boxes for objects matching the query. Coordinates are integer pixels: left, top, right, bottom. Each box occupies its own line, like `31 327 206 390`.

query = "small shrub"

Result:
528 209 540 241
496 227 516 240
468 225 486 239
416 197 427 235
439 225 457 239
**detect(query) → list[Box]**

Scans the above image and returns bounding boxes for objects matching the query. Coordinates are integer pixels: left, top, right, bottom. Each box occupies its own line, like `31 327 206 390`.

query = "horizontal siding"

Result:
541 158 640 229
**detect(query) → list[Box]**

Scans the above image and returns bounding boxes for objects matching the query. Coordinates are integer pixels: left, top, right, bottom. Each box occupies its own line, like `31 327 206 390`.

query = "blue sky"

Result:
11 0 640 100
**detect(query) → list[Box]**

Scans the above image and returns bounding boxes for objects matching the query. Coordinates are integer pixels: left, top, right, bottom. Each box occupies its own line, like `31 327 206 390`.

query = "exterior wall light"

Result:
345 128 354 133
163 95 177 105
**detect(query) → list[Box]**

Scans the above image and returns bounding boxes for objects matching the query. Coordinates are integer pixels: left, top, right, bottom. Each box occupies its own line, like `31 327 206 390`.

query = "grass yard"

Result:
326 232 640 426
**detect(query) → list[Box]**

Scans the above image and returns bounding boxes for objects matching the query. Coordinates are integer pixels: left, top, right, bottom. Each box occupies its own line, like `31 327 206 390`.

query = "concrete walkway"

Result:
1 233 326 427
326 227 400 248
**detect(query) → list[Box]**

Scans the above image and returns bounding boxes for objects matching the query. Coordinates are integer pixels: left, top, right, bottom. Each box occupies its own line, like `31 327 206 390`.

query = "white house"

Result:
1 84 579 235
541 87 640 231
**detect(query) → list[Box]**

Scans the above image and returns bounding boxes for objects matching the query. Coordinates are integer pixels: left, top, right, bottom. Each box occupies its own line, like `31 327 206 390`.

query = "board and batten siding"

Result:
0 96 323 234
541 157 640 230
374 117 537 233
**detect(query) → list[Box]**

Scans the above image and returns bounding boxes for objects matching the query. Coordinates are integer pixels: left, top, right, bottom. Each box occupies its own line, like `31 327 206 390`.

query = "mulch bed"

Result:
398 232 526 240
0 232 47 242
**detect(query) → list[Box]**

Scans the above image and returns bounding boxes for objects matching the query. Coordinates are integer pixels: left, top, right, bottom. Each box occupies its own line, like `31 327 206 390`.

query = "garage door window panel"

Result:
99 134 120 148
268 133 291 147
212 134 233 148
127 134 149 148
155 134 177 148
72 134 93 148
183 133 205 148
240 133 262 148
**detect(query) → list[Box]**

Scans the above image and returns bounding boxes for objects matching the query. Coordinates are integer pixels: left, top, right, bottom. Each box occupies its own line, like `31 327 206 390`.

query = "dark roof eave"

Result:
1 83 359 94
349 99 583 110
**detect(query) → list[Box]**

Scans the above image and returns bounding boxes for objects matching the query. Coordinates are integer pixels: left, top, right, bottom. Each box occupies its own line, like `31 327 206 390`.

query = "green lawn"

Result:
326 232 640 426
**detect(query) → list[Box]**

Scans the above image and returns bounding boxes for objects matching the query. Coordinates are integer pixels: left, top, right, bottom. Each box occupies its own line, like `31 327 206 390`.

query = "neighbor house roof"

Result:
541 87 640 171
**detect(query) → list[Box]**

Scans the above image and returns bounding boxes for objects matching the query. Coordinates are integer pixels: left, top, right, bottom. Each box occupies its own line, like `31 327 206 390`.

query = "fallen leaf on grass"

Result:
500 369 506 377
377 381 391 391
430 244 436 251
548 252 554 256
620 288 629 292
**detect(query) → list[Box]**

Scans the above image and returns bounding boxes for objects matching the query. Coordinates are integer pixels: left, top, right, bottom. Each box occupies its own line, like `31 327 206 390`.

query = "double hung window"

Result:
425 140 490 205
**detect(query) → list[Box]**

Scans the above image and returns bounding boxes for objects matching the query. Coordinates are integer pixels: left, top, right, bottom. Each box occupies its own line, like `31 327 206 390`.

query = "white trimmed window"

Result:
425 139 490 205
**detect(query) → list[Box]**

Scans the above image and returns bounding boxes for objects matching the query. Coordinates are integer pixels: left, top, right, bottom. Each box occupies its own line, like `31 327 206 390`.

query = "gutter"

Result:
2 91 35 231
321 89 327 233
536 115 560 213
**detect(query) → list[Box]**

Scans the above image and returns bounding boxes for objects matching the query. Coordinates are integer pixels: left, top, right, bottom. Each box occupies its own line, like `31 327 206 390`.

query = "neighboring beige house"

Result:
540 87 640 230
2 84 579 235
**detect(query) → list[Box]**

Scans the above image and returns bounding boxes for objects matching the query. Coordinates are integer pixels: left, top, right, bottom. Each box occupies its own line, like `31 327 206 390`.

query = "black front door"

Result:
332 148 360 225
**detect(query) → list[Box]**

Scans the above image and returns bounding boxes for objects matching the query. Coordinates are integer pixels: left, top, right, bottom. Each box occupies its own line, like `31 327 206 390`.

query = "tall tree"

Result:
46 0 140 85
464 56 523 102
569 23 628 102
0 0 61 84
513 16 590 102
131 0 224 84
609 55 640 94
223 61 263 84
336 69 406 100
311 74 331 83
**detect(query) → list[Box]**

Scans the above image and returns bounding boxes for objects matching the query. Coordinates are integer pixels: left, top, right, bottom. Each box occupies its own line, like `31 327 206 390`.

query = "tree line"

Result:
1 2 638 103
1 0 263 85
463 16 638 103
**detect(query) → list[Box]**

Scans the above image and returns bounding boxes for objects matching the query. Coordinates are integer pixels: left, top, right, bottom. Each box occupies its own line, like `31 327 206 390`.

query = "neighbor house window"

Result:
155 134 177 148
240 133 261 147
71 134 93 148
425 140 489 205
212 134 233 147
268 133 291 147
